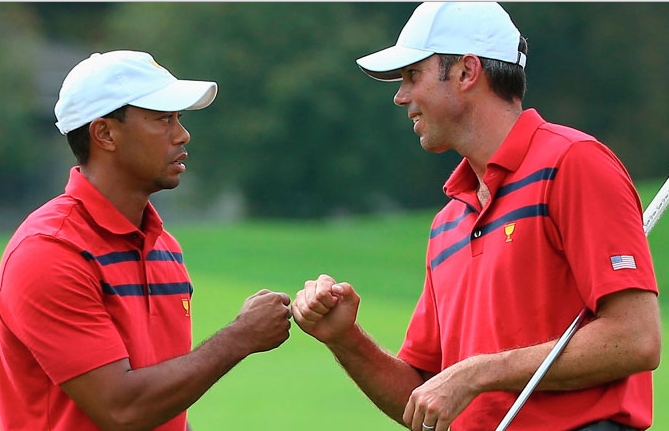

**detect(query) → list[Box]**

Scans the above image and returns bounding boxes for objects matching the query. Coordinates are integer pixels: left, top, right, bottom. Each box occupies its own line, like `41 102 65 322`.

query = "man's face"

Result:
110 106 191 194
393 55 468 154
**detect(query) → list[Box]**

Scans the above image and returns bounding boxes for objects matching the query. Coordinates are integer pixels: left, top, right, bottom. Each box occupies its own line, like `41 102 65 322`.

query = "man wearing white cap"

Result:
0 50 293 431
293 3 660 431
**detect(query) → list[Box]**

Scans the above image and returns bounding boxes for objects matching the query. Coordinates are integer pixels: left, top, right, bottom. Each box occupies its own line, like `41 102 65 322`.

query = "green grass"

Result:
1 177 668 430
178 214 427 431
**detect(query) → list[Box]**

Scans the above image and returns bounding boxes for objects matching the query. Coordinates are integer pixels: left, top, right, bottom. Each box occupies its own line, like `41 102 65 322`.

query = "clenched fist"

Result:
232 289 292 354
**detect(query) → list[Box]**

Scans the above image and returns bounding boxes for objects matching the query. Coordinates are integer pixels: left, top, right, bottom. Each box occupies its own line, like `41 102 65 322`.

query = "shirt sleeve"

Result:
549 140 658 311
397 264 443 374
0 234 129 384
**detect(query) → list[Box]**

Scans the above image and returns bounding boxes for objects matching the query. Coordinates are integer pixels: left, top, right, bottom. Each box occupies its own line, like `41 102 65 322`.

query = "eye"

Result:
161 112 182 123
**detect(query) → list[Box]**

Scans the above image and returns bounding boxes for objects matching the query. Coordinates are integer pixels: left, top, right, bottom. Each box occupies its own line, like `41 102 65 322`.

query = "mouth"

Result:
409 113 422 133
171 152 188 171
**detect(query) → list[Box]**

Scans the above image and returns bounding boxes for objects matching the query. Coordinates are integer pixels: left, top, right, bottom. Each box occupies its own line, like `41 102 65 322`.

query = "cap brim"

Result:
129 80 218 112
356 45 434 82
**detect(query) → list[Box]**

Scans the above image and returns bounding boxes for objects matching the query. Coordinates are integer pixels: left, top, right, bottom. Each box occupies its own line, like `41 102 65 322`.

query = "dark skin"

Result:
60 106 293 431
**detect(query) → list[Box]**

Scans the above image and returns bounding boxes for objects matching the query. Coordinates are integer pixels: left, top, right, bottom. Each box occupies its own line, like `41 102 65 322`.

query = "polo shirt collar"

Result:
444 108 546 197
64 167 164 237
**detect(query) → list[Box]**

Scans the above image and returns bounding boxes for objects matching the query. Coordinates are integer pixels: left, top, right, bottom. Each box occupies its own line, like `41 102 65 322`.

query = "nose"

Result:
176 119 191 145
393 81 410 107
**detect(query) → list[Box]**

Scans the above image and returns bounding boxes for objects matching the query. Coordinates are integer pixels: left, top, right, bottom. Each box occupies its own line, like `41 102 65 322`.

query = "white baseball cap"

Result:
356 2 526 82
54 50 218 134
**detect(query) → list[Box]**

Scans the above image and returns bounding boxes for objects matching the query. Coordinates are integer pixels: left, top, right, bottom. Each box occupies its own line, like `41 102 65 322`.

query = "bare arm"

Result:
61 290 292 431
404 288 661 431
329 323 429 424
292 274 427 425
493 288 660 392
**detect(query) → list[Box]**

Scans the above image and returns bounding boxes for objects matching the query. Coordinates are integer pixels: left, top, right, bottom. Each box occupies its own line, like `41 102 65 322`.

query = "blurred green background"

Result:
2 2 669 228
1 2 668 429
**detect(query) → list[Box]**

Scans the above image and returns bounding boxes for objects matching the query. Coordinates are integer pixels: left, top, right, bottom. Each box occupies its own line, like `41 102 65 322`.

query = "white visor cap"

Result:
54 50 218 134
356 2 526 82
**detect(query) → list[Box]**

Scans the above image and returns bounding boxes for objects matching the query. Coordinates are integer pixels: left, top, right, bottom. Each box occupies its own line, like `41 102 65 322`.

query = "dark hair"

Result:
66 105 128 165
437 36 528 102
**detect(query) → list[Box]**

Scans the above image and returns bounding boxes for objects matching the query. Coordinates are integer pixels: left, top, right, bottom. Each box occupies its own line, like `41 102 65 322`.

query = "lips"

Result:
171 152 188 172
409 114 422 134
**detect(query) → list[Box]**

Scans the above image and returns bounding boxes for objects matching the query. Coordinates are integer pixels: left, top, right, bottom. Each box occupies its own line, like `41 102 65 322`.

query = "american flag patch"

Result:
610 255 637 270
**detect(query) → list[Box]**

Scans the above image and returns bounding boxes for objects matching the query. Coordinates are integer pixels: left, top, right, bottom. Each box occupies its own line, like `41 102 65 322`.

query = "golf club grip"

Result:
494 176 669 431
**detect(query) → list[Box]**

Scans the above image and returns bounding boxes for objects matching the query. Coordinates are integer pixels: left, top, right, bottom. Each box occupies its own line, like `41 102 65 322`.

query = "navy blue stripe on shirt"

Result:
96 250 141 266
82 250 184 265
477 204 549 237
102 281 193 296
430 236 471 270
496 168 557 199
430 204 549 270
430 207 476 239
147 250 184 263
149 282 193 295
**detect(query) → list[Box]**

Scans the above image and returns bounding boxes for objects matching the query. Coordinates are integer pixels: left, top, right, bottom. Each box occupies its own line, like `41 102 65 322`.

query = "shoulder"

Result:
536 121 598 144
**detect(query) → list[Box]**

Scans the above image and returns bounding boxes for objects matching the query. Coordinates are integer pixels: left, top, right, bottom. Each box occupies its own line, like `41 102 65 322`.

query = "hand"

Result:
403 359 480 431
292 274 360 345
233 289 292 354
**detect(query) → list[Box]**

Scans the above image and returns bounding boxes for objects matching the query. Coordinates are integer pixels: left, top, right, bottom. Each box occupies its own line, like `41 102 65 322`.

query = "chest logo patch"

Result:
504 222 516 242
181 298 191 317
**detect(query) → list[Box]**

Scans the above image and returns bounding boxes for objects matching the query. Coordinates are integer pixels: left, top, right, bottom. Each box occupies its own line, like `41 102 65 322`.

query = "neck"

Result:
476 181 491 208
79 165 149 229
462 101 522 177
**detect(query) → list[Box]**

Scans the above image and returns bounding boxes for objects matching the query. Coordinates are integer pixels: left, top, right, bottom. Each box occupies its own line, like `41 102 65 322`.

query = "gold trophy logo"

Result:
181 298 191 317
504 222 516 242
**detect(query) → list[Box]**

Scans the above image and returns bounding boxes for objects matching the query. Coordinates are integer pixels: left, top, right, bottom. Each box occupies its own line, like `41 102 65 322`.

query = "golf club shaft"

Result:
643 176 669 235
494 175 669 431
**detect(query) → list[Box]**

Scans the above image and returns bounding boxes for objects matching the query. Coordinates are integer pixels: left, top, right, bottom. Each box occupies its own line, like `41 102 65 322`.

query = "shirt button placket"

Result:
471 228 484 256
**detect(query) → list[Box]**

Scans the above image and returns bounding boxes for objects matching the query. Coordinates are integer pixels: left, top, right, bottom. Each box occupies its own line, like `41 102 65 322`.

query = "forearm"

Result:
63 289 291 431
63 322 252 431
326 323 425 425
474 291 661 394
126 325 250 426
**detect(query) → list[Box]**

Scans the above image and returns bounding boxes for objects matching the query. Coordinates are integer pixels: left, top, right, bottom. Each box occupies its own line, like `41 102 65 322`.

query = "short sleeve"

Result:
549 141 658 311
0 235 129 384
397 266 442 373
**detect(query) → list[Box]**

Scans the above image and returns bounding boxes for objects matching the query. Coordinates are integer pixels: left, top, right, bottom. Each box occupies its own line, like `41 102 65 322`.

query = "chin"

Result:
420 137 449 154
419 141 441 153
155 178 180 191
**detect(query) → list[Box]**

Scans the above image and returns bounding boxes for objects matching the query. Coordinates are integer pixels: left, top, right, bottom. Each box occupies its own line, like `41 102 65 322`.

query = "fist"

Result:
235 289 292 353
292 274 360 345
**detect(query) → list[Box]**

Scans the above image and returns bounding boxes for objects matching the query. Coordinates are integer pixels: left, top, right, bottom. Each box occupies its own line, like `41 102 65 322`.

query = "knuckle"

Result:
305 296 322 309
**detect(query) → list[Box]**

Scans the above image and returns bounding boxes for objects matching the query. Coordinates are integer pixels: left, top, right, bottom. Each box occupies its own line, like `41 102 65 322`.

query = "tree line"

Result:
2 2 669 228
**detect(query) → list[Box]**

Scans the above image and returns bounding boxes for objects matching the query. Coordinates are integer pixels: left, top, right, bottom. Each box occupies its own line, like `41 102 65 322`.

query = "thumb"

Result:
331 282 357 302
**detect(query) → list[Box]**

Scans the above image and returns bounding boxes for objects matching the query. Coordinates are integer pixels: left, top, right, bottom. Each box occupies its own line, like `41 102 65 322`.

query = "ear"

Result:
88 118 117 153
459 54 484 90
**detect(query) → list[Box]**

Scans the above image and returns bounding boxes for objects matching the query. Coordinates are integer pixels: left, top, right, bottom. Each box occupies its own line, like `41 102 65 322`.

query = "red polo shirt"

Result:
0 167 192 431
398 109 658 431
